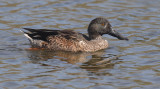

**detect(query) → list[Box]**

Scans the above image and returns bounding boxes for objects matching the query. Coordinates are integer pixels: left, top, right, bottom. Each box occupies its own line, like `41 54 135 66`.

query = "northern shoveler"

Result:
21 17 128 52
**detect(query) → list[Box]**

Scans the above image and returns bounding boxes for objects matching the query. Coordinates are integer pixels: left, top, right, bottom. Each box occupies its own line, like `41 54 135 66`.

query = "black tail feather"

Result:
22 28 59 41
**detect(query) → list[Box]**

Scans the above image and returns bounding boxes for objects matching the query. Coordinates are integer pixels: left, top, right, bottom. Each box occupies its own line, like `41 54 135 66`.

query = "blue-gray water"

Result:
0 0 160 89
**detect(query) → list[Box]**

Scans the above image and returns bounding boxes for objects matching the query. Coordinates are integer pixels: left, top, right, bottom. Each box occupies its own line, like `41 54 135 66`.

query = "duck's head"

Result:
88 17 128 40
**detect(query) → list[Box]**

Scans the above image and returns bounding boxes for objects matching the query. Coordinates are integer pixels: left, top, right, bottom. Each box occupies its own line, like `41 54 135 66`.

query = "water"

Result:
0 0 160 89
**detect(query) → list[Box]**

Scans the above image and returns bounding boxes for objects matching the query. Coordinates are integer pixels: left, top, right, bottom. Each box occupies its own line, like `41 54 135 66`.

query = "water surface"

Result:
0 0 160 89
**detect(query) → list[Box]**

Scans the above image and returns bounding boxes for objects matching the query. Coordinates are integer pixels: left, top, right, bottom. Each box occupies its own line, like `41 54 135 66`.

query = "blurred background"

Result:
0 0 160 89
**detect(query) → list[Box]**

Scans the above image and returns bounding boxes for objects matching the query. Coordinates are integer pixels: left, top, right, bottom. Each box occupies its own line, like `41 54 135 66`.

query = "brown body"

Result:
29 30 108 52
47 35 108 52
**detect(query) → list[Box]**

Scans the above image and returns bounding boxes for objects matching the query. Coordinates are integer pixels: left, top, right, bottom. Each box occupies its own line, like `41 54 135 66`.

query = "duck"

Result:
21 17 128 52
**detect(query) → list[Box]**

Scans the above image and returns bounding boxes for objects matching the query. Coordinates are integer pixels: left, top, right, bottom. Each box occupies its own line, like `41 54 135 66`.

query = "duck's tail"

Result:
20 28 46 48
20 30 33 41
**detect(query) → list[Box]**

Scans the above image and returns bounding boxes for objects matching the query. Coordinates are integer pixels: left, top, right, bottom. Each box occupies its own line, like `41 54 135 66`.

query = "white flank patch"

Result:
79 40 86 45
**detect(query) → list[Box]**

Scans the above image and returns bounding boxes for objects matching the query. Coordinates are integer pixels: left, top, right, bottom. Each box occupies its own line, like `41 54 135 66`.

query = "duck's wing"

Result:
22 28 60 42
22 28 88 42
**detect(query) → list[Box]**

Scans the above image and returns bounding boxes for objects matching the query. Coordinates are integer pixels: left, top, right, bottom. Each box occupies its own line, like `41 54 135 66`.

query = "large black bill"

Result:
108 28 129 41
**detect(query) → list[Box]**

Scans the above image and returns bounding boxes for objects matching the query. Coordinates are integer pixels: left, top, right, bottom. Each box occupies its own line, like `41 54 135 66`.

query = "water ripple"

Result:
0 0 160 89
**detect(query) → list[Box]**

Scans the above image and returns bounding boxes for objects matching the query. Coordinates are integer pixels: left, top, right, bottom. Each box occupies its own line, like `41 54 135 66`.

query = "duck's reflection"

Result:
26 49 121 72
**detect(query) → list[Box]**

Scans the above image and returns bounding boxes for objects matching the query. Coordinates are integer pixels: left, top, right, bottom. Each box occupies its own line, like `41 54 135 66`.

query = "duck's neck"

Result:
88 32 100 40
88 28 101 40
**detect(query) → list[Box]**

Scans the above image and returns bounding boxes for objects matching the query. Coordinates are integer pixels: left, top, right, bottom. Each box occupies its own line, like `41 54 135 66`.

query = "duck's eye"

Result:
101 23 107 28
101 23 105 26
